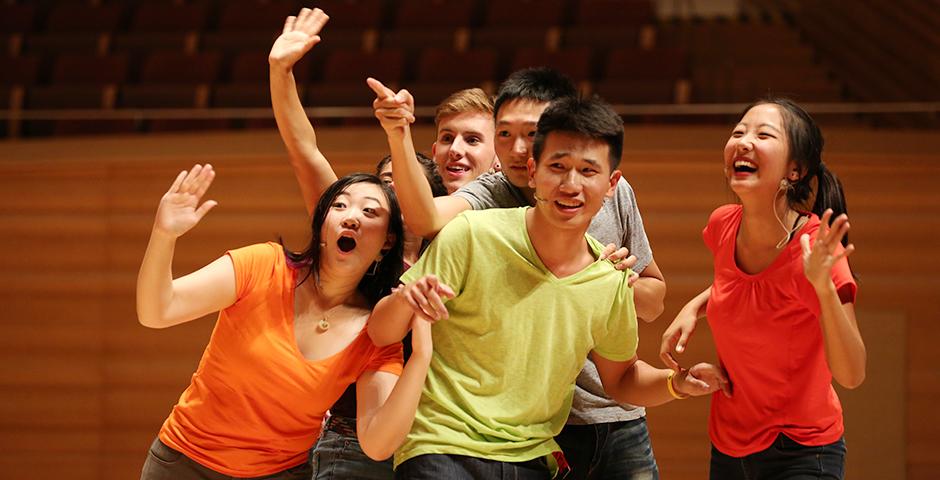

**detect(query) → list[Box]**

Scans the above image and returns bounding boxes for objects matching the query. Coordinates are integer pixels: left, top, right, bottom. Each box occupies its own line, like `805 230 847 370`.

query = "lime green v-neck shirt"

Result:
396 207 637 467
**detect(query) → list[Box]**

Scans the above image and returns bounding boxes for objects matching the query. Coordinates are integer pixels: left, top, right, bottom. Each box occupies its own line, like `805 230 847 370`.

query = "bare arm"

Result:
660 285 711 370
356 319 432 460
593 355 729 407
269 8 335 215
633 258 666 322
801 211 866 389
137 165 237 328
367 78 472 238
368 274 454 346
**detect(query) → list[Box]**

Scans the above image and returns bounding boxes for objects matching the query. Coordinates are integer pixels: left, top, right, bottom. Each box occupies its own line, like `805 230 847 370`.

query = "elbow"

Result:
638 301 665 323
836 370 866 390
359 439 395 461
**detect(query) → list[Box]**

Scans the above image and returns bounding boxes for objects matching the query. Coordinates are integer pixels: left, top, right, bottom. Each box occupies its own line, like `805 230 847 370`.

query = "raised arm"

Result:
801 210 866 389
356 318 433 460
269 8 335 215
136 165 237 329
367 78 472 238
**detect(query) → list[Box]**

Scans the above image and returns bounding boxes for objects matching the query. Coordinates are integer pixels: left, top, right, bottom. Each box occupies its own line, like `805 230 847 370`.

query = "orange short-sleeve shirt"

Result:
703 205 856 457
158 242 403 477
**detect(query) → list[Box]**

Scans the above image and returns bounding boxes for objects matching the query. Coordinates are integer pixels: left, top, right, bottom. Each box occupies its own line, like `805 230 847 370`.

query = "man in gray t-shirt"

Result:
371 68 667 480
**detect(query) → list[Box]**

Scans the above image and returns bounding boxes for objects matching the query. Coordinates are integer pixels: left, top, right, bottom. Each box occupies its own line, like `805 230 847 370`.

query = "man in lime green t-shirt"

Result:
369 97 727 479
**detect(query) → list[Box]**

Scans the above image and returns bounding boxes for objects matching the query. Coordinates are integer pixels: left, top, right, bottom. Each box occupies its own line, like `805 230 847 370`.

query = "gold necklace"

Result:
316 304 343 332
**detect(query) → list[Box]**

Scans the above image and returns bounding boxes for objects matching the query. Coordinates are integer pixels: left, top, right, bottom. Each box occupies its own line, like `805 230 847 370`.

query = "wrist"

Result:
666 369 689 400
812 279 837 296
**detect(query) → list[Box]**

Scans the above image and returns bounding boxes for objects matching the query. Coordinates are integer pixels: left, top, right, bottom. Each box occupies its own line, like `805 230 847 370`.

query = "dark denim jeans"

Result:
395 454 551 480
554 417 658 480
310 427 394 480
709 434 846 480
140 438 311 480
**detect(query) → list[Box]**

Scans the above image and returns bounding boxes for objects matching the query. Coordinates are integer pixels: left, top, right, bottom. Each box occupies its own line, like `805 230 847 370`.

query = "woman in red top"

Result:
136 165 436 479
660 98 866 479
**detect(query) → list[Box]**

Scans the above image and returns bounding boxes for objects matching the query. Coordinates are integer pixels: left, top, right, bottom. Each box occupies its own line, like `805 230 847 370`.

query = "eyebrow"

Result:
497 119 538 126
737 121 782 133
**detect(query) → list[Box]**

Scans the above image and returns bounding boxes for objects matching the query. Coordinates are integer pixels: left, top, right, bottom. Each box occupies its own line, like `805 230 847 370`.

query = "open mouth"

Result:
445 164 471 176
733 159 758 174
337 236 357 253
554 200 584 212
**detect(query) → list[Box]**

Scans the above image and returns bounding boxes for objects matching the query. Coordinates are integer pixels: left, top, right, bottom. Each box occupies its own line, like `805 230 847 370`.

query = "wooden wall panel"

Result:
0 127 937 479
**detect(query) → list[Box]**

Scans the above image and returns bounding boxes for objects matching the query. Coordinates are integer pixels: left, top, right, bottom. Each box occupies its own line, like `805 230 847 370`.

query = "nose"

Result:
559 169 581 193
512 135 528 157
736 135 753 153
449 136 466 158
341 214 360 230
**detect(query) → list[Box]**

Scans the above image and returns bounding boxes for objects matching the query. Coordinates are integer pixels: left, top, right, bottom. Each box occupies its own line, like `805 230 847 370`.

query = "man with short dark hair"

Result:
369 96 724 479
372 68 669 480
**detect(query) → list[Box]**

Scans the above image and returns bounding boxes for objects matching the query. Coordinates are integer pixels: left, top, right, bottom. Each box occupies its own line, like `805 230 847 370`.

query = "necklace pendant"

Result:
317 318 330 331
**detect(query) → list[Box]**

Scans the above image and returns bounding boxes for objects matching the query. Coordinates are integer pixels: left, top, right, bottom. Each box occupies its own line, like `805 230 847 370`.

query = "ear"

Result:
607 170 622 198
383 233 396 251
431 142 438 158
787 161 801 181
526 157 537 188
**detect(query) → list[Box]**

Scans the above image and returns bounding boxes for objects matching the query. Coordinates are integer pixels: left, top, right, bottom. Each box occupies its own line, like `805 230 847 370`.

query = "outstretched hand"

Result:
394 274 455 323
269 7 329 69
801 209 855 291
154 164 217 238
367 77 415 137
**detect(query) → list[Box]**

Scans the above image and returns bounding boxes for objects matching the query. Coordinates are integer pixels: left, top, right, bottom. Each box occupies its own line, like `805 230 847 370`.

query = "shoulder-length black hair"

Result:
282 173 405 307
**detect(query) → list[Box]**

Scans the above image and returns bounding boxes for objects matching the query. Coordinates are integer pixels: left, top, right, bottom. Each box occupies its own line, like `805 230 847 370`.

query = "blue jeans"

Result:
554 417 658 480
709 434 846 480
310 424 393 480
395 454 550 480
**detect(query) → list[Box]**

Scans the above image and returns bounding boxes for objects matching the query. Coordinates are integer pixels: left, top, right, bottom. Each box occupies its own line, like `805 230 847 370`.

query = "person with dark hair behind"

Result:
136 164 436 480
370 67 668 479
660 98 865 480
369 96 727 479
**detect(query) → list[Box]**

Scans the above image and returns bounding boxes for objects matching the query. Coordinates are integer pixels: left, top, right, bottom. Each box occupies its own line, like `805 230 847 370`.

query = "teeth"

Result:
556 201 582 208
447 165 469 172
734 160 757 169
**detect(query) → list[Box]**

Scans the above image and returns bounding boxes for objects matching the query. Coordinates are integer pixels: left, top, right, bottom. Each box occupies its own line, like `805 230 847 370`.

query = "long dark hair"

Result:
745 97 851 247
282 173 405 307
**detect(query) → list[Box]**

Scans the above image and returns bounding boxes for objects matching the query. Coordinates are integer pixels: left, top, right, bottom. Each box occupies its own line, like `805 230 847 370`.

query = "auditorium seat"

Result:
481 0 565 28
0 4 37 34
511 48 593 83
321 49 404 84
216 1 300 32
416 48 497 83
573 0 656 28
394 0 479 29
43 3 123 33
129 2 209 33
21 33 104 56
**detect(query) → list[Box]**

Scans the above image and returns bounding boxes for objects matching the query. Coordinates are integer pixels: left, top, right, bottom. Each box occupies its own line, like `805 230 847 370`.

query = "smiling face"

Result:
319 182 394 271
724 103 796 202
432 112 496 193
495 99 549 188
527 131 620 230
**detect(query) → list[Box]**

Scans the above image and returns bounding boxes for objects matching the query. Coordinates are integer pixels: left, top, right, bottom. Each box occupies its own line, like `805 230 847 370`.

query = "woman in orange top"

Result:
136 164 434 479
660 98 865 480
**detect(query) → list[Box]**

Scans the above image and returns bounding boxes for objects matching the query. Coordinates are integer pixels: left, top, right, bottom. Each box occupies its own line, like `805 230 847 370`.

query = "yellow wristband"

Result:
666 370 689 400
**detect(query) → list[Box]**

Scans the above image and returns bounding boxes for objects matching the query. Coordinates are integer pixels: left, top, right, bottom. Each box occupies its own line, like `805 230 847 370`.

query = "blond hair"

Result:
434 88 494 127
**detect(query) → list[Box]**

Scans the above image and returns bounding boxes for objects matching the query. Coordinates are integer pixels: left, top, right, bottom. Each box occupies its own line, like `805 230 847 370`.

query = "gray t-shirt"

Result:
453 172 652 424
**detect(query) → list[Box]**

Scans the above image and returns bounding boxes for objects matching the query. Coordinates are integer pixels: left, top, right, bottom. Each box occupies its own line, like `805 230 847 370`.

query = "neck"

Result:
739 194 799 249
525 207 593 277
312 262 363 308
520 185 537 206
403 228 422 265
